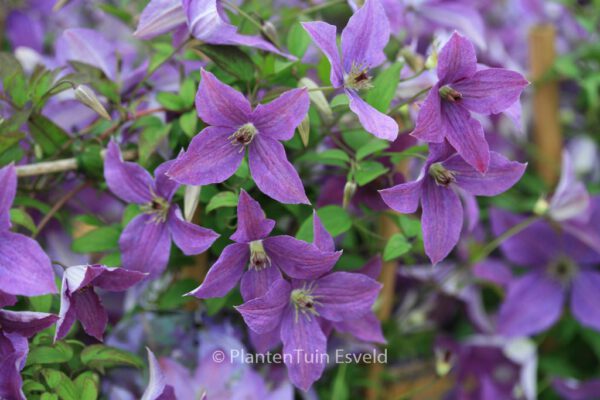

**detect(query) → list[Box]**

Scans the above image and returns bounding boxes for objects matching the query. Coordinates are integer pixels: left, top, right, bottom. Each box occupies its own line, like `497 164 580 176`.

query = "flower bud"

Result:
74 85 111 120
298 115 310 147
261 21 280 48
184 185 202 222
299 77 332 123
343 181 357 209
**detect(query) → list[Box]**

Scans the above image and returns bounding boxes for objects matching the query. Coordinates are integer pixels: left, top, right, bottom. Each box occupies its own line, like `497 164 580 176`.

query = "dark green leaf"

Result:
72 226 120 253
206 191 239 213
383 233 411 261
80 345 143 373
366 62 403 112
28 114 70 157
197 45 256 82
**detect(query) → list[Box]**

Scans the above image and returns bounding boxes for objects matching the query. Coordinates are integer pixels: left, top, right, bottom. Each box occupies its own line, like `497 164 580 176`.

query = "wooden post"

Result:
529 24 562 187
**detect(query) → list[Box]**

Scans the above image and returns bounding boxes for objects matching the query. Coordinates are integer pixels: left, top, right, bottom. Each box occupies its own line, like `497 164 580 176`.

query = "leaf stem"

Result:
300 0 346 14
472 215 541 263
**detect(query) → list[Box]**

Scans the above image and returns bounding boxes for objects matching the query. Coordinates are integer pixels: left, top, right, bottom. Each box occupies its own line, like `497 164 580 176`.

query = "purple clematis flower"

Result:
411 32 528 173
189 190 341 302
302 0 399 141
104 140 219 276
0 164 57 297
491 199 600 338
379 142 526 264
167 69 310 204
55 264 146 341
0 295 58 400
552 377 600 400
235 214 382 391
142 348 177 400
134 0 293 59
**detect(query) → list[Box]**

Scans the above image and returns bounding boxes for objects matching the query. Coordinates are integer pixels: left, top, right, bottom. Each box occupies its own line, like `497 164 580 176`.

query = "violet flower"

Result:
379 142 526 264
236 214 382 391
134 0 293 59
55 264 146 341
0 164 57 297
167 69 310 204
142 348 177 400
302 0 399 141
0 293 58 400
491 200 600 337
104 140 219 276
411 32 528 173
189 190 341 302
552 377 600 400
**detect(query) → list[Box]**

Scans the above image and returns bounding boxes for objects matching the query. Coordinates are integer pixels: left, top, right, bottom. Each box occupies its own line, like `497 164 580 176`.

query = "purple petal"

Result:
217 33 296 60
451 69 528 115
142 348 177 400
280 306 327 391
153 160 180 202
437 32 477 84
497 273 564 337
167 126 244 185
379 178 424 213
249 328 282 354
104 140 154 204
55 289 76 341
549 151 590 222
134 0 186 39
443 151 526 196
301 21 343 87
552 378 600 400
419 3 486 50
0 232 57 296
188 243 248 298
442 102 490 173
333 312 386 343
341 0 390 71
456 187 479 232
183 0 237 40
571 270 600 332
56 28 117 81
230 190 275 243
88 265 146 291
168 207 219 255
0 292 16 308
356 256 382 280
0 334 27 400
248 136 309 204
240 265 282 301
0 164 16 230
263 235 341 279
6 10 44 53
421 178 463 264
313 272 381 321
0 310 58 337
346 90 399 141
196 69 252 127
410 87 445 142
251 88 310 141
72 289 108 341
236 279 290 334
312 211 335 253
490 208 558 267
120 214 172 277
472 259 513 287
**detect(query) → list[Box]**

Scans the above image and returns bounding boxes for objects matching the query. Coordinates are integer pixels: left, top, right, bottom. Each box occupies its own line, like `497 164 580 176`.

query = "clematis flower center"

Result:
249 240 271 270
291 283 321 322
429 162 457 187
344 63 373 91
548 257 578 283
439 85 462 102
229 123 258 152
141 195 170 224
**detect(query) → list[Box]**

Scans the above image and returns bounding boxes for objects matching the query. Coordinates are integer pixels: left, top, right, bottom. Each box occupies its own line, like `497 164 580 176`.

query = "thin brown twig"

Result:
33 181 92 239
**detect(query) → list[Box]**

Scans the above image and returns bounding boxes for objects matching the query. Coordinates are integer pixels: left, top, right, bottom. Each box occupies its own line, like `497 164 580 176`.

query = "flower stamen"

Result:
229 123 258 152
344 63 373 91
429 163 457 187
249 240 271 270
141 194 170 224
291 282 321 322
439 85 462 102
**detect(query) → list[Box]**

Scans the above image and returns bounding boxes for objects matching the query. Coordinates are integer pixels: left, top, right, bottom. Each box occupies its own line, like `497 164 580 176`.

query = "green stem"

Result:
394 86 432 111
307 86 335 92
472 215 541 263
223 1 264 32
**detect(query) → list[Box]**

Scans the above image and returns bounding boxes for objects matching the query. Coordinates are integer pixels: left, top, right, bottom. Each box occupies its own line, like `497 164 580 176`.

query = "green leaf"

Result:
29 294 53 313
179 110 198 137
5 73 29 108
0 52 24 82
206 191 238 213
139 123 171 164
122 204 141 227
22 379 46 393
383 233 411 261
27 342 74 366
157 279 198 310
28 114 70 157
156 92 189 111
354 161 388 186
97 3 132 24
74 372 99 400
41 369 78 400
0 131 25 158
297 205 352 241
366 62 403 112
80 345 143 373
398 215 421 239
287 22 311 58
10 208 37 233
330 94 349 109
197 45 256 82
179 78 196 108
72 226 120 253
331 364 349 400
76 144 104 178
355 139 390 161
